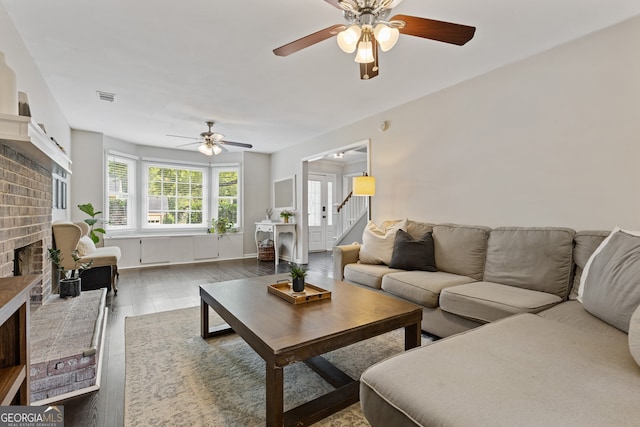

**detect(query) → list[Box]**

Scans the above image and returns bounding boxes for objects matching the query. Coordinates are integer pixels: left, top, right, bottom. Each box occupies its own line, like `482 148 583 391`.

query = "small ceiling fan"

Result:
168 121 253 156
273 0 476 80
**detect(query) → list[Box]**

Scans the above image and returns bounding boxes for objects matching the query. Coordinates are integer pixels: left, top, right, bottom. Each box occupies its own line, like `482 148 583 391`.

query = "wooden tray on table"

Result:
267 282 332 304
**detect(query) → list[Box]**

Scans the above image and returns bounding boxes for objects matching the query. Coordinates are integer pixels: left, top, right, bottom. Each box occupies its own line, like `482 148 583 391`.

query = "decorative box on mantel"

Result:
0 113 72 175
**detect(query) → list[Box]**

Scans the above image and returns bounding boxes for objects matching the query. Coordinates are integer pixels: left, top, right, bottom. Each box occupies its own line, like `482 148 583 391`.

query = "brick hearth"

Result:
0 141 53 303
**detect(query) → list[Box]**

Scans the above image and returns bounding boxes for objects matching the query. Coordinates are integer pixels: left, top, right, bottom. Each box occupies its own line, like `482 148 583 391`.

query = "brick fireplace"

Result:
0 141 53 304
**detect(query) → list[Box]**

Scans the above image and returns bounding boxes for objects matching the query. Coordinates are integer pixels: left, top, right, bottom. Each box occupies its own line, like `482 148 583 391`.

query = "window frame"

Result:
142 161 209 230
105 153 137 230
212 164 241 230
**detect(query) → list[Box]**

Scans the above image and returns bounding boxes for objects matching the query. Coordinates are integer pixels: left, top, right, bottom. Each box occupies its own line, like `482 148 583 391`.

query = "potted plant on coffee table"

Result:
289 263 307 293
48 248 93 298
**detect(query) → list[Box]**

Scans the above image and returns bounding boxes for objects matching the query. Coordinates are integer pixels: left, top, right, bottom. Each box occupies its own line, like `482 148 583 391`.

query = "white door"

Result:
308 174 335 252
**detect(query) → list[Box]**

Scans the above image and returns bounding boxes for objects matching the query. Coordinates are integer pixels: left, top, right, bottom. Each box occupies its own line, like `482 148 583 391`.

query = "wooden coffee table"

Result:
200 273 422 427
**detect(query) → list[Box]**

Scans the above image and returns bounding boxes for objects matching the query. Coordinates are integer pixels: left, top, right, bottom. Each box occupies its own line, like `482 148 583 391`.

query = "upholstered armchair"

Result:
51 221 120 294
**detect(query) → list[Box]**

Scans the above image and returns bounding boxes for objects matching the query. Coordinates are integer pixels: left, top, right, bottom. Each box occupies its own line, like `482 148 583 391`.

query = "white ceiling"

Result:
2 0 640 155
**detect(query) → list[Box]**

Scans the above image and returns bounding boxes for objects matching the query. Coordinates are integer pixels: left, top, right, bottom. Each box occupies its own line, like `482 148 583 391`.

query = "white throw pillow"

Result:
358 219 407 265
577 226 640 302
630 305 640 368
76 235 96 256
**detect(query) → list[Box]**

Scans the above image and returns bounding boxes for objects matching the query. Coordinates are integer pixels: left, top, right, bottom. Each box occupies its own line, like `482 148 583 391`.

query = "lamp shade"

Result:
354 40 374 64
337 25 362 53
374 24 399 52
353 175 376 196
198 144 214 156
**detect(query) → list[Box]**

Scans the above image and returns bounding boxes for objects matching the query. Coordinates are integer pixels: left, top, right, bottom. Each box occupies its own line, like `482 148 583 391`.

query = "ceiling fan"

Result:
168 121 253 156
273 0 476 80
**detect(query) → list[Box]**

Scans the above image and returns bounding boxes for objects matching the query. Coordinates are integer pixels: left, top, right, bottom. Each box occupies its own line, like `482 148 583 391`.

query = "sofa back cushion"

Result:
580 228 640 333
382 219 435 240
569 230 610 300
432 224 490 280
359 219 407 265
483 227 575 298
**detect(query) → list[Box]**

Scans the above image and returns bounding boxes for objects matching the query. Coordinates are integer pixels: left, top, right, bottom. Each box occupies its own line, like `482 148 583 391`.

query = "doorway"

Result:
308 173 336 252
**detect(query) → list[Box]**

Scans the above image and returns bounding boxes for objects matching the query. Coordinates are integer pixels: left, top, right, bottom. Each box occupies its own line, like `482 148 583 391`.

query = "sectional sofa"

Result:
333 220 640 426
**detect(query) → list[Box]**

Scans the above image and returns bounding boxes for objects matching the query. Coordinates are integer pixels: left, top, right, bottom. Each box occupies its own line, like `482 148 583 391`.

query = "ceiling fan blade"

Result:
392 14 476 46
360 38 379 80
273 24 345 57
221 141 253 149
167 134 200 140
175 141 202 148
324 0 343 9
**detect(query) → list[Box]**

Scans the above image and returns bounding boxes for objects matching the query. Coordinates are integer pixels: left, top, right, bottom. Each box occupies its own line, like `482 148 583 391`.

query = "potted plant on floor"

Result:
289 263 306 293
48 248 93 298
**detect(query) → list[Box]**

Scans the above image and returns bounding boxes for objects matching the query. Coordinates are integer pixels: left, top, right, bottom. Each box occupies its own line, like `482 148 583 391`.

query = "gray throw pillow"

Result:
389 230 437 272
581 229 640 333
630 305 640 368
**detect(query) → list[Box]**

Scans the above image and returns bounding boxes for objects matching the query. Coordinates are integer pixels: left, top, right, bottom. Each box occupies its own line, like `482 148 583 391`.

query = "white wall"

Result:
272 16 640 261
0 5 70 152
1 4 71 222
243 151 271 254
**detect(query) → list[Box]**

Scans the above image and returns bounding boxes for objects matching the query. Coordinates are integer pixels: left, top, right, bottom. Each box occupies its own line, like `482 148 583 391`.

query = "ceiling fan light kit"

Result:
169 120 253 157
273 0 476 80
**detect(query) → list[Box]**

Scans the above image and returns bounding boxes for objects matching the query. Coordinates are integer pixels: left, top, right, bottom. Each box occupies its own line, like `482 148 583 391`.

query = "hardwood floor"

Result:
58 252 334 427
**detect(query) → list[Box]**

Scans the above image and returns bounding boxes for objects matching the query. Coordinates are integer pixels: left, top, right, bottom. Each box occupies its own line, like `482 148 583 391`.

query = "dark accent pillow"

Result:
389 230 437 272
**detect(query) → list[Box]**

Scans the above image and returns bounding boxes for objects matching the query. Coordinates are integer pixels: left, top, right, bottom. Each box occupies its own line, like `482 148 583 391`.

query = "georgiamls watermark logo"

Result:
0 406 64 427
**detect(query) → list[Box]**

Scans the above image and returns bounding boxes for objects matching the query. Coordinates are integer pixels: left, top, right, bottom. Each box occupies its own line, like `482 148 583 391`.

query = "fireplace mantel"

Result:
0 113 72 175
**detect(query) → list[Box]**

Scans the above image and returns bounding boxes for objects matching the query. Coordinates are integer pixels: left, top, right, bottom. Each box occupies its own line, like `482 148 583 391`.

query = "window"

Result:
144 163 207 227
213 166 240 228
106 154 136 228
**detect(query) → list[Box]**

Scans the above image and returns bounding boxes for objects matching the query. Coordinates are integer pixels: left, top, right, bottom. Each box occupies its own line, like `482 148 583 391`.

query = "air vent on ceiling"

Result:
96 91 116 102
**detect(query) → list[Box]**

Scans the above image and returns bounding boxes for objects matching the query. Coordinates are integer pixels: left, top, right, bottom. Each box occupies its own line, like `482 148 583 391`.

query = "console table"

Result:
255 222 296 265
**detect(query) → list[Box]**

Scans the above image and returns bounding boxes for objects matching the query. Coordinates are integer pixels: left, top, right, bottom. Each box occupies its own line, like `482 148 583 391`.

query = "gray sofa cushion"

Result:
483 227 575 298
381 271 476 308
440 281 562 323
569 230 609 300
344 263 403 289
432 224 490 280
360 313 640 427
539 300 628 339
382 219 435 240
581 228 640 332
630 305 640 368
388 230 437 272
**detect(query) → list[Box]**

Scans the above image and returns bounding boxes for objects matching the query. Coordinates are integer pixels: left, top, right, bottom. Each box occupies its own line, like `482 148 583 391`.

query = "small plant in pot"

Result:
48 248 93 298
280 210 293 223
289 263 307 293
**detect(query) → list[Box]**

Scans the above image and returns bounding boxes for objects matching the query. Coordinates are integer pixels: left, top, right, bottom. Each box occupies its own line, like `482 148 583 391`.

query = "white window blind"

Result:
106 154 136 229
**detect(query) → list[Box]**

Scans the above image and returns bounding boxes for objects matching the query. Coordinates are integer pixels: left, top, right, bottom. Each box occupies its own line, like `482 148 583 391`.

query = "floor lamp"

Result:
353 172 375 220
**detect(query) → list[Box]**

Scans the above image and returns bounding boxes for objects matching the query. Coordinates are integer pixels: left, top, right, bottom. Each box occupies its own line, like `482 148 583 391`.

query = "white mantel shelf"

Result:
0 113 72 174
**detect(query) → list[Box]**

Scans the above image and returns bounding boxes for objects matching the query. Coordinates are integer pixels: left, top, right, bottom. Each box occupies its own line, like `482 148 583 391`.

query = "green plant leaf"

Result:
78 203 96 216
94 227 106 234
85 218 98 226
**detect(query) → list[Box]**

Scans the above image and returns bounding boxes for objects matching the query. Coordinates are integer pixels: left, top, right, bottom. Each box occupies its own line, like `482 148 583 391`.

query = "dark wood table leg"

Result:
405 321 421 350
201 299 210 339
266 364 284 427
201 299 234 339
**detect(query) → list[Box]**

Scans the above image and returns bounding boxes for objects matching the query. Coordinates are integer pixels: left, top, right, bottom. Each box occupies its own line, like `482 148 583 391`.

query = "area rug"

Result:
125 306 429 426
